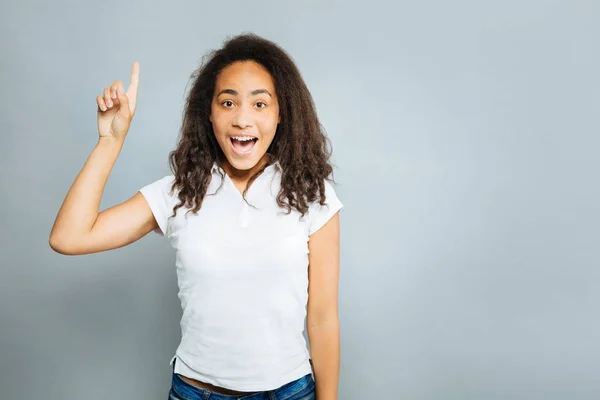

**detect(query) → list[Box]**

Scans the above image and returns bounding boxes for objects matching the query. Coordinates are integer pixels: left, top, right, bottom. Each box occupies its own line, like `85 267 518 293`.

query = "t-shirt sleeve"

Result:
138 175 177 236
307 180 343 236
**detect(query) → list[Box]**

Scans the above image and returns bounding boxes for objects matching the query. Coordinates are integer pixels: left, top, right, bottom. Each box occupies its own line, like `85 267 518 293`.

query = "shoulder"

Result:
138 175 181 236
307 179 343 236
139 175 177 198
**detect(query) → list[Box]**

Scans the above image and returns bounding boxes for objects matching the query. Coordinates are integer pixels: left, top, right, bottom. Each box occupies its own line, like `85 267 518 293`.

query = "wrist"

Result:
96 136 125 158
97 135 125 148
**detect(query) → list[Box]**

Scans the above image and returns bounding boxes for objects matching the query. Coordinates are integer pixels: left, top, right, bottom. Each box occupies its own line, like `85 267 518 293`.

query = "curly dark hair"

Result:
167 32 336 219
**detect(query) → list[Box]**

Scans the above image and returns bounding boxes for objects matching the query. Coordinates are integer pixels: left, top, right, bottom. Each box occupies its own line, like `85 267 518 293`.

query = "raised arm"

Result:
49 62 158 255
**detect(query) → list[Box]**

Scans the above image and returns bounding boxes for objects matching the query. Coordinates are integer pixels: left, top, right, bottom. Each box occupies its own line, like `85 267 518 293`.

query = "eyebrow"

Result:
216 89 272 97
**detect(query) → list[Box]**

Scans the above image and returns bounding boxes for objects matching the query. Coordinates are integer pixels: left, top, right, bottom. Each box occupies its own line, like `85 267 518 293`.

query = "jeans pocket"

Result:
278 374 315 400
168 388 183 400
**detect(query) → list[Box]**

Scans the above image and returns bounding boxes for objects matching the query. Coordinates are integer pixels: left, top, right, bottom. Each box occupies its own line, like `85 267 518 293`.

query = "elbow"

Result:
49 235 67 254
307 313 339 331
49 234 77 255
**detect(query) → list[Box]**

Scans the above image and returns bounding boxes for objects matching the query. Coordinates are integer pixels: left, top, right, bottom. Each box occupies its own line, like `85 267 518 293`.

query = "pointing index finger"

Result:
126 61 140 102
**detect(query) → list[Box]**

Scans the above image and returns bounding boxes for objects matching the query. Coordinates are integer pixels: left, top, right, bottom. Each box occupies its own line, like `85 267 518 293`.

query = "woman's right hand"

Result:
96 62 140 140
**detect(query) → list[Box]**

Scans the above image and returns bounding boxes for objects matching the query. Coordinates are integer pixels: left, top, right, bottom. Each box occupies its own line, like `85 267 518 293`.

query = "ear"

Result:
277 114 280 124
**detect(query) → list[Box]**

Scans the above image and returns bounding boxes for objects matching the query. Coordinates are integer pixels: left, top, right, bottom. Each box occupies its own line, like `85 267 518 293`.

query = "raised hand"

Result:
96 62 140 140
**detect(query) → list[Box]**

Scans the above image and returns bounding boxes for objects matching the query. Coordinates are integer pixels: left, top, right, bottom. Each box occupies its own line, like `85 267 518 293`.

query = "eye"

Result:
221 100 234 108
255 101 266 109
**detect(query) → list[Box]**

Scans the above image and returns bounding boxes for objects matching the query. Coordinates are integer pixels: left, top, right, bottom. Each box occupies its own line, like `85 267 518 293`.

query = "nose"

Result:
232 105 253 128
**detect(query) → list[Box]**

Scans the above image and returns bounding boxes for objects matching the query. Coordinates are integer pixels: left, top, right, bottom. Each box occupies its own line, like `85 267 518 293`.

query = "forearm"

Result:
50 137 123 245
307 317 340 400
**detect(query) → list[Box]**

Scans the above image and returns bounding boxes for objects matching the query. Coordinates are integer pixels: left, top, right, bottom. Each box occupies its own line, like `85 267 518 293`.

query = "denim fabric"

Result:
168 360 316 400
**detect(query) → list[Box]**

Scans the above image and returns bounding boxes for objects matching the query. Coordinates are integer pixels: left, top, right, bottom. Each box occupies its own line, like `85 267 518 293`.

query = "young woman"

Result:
50 33 342 400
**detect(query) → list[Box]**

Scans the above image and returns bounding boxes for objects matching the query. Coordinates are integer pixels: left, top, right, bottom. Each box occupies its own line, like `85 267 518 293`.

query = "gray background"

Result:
1 0 599 399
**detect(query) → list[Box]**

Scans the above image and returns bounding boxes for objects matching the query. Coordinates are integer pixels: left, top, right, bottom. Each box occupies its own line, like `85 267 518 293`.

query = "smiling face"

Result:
210 61 280 178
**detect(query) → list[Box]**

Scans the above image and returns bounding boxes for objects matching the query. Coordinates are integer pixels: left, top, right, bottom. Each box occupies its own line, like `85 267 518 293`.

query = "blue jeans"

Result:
168 361 316 400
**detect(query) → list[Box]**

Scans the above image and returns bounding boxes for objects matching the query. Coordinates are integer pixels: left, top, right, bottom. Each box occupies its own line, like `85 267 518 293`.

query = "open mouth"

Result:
230 136 258 155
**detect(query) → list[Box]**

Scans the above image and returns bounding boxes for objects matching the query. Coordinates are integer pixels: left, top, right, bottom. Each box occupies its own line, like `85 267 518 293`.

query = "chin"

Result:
225 153 264 171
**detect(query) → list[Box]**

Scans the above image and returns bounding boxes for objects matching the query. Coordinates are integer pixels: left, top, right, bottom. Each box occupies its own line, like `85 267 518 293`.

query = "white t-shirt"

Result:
139 161 343 391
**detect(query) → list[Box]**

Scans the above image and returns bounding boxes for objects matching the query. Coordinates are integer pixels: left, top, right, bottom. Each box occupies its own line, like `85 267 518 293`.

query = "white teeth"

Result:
232 136 255 141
